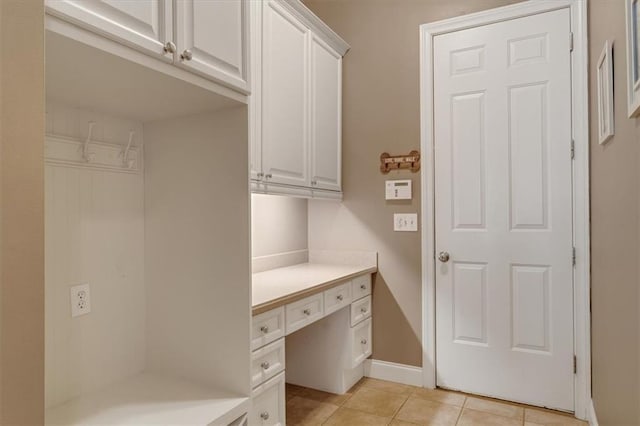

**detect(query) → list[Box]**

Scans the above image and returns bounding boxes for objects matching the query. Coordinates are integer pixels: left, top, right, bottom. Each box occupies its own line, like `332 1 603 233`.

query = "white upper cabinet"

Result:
261 1 310 188
46 0 249 94
45 0 173 60
174 0 249 93
310 35 342 192
250 0 349 197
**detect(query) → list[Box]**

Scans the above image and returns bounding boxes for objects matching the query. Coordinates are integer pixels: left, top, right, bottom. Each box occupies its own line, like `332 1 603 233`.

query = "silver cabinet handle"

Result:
260 412 270 420
181 49 193 61
264 173 272 179
438 251 450 263
360 284 367 290
303 308 311 316
361 339 367 345
311 180 317 186
361 307 368 313
257 172 264 179
259 325 269 334
261 361 270 370
163 41 176 54
337 294 343 301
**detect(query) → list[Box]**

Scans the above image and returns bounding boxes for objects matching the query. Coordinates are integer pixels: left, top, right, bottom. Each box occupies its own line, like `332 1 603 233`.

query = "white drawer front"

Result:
251 338 285 389
351 274 372 301
285 293 324 335
350 317 372 368
350 295 371 327
251 372 285 426
324 282 352 316
252 307 285 351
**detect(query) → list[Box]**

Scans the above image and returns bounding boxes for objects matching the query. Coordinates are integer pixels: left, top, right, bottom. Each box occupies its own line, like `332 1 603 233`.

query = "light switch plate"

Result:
394 213 418 232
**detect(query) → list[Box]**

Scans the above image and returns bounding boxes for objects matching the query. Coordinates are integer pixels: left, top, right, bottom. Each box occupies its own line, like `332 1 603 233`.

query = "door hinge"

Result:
573 355 577 374
571 139 575 159
569 32 574 52
572 247 576 266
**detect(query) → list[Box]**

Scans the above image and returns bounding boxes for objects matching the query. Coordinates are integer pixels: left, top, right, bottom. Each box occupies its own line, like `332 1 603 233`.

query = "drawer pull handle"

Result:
259 325 269 334
360 284 367 290
361 307 368 313
337 294 344 301
361 339 368 345
260 412 270 420
261 361 270 370
303 309 311 316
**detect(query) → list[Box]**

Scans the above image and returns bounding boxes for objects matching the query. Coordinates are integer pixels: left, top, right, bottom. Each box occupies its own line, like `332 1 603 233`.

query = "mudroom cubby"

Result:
44 29 251 425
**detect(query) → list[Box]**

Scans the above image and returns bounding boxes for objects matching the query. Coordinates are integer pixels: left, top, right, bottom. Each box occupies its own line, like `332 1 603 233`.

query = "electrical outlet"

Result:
70 283 91 317
394 213 418 232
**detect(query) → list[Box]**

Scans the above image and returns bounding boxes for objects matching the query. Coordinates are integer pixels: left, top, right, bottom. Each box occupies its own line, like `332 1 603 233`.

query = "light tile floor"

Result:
286 378 588 426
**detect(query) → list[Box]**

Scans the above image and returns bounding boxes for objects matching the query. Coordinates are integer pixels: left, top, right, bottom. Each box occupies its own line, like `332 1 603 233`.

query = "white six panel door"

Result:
433 9 574 411
261 1 310 187
45 0 173 60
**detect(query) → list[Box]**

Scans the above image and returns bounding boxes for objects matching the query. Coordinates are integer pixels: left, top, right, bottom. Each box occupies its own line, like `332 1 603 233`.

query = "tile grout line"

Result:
453 397 467 426
389 388 415 425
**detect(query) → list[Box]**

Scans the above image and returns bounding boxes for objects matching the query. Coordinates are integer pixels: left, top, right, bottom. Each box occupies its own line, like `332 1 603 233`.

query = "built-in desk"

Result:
250 251 377 426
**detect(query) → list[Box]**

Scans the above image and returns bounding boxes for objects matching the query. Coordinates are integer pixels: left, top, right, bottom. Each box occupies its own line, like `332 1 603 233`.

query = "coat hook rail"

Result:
83 121 96 163
121 131 135 169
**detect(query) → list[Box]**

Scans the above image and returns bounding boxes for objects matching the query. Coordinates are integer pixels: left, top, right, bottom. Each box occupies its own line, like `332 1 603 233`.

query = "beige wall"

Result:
304 0 520 367
588 1 640 425
252 194 308 258
0 0 45 424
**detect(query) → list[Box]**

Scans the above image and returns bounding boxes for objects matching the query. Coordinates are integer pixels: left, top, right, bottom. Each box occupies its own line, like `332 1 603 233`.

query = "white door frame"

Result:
419 0 590 419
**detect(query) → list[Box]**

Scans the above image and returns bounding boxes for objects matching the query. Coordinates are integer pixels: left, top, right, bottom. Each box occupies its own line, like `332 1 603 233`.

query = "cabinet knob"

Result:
311 180 317 186
259 325 269 334
163 41 176 54
336 294 343 301
260 412 270 420
257 172 264 179
361 307 368 313
303 308 311 316
261 361 270 370
360 284 367 290
181 49 193 61
361 339 367 345
264 173 272 179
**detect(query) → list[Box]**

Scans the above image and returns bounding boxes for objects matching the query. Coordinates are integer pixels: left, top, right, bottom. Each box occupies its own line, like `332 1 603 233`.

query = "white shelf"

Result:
45 373 249 425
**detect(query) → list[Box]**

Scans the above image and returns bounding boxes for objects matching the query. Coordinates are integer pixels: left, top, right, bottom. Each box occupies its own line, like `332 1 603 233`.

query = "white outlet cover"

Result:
70 283 91 317
394 213 418 232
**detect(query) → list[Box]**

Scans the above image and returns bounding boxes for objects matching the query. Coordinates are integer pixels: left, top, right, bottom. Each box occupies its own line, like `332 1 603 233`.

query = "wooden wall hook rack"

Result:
380 150 420 174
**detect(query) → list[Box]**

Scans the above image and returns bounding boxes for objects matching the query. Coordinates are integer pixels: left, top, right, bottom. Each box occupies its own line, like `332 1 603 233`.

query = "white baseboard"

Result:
587 399 599 426
363 359 423 387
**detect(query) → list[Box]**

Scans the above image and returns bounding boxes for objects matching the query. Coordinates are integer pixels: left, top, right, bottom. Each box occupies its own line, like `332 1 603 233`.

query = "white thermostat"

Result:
385 180 412 200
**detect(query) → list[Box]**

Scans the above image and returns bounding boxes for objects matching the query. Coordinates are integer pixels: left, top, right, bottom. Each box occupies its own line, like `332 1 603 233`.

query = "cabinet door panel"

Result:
174 0 249 92
262 1 309 187
310 36 342 192
249 0 263 180
46 0 172 60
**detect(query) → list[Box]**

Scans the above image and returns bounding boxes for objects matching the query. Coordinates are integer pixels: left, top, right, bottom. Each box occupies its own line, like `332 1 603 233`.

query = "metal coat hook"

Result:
121 131 135 169
83 121 96 163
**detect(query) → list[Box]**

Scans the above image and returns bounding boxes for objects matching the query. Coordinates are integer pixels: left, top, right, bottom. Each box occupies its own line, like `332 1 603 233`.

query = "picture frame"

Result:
625 0 640 117
597 40 614 144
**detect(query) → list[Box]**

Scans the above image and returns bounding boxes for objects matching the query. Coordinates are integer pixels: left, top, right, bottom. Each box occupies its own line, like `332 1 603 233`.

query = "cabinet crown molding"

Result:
278 0 350 56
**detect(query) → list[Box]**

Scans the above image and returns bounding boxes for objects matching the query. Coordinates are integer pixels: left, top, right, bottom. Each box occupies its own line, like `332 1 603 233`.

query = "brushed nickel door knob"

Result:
438 251 450 263
163 41 176 54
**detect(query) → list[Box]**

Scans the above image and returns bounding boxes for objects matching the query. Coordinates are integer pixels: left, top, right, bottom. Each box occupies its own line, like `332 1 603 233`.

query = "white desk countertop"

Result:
252 252 377 314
